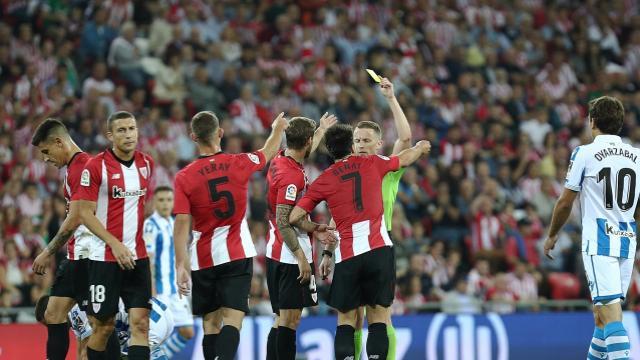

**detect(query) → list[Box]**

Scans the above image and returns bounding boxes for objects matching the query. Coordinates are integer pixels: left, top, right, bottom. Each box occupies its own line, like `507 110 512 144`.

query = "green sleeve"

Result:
381 168 406 231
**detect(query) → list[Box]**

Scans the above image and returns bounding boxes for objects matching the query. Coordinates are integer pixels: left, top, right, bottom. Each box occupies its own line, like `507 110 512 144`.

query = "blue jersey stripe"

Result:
571 146 581 160
168 220 177 294
596 218 610 256
150 218 164 295
620 222 631 258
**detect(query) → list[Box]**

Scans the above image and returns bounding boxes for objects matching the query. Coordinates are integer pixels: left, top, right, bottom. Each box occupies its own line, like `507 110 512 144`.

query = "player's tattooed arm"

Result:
289 206 322 233
276 204 302 253
33 201 83 275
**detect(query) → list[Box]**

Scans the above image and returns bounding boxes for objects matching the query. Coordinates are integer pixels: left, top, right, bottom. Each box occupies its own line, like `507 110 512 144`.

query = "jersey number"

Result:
208 177 236 219
597 167 636 211
341 172 363 212
90 285 105 303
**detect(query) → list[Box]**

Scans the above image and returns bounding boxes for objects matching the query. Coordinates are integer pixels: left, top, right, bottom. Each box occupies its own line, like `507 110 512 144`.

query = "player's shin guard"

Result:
588 327 607 360
387 324 396 360
46 323 70 360
267 327 278 360
160 329 190 357
277 326 297 360
604 322 631 360
354 329 363 359
128 345 151 360
216 325 240 360
366 323 388 360
202 334 218 360
335 325 355 360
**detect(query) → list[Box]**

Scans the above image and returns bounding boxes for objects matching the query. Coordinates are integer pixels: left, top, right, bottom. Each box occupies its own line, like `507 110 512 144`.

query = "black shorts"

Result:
50 258 89 309
191 258 253 316
87 258 152 319
266 258 318 315
328 246 395 313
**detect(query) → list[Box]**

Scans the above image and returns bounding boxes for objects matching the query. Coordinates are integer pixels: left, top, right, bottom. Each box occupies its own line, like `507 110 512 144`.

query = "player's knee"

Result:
178 326 195 340
44 307 68 324
92 318 116 339
130 316 150 337
222 308 245 330
279 310 301 329
365 305 388 324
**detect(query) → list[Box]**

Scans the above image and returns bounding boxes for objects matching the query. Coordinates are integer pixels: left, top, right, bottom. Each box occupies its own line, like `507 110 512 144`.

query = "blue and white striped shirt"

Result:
143 212 177 295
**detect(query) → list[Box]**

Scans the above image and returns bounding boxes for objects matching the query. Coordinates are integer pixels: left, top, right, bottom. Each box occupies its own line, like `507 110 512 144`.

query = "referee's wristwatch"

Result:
322 250 333 258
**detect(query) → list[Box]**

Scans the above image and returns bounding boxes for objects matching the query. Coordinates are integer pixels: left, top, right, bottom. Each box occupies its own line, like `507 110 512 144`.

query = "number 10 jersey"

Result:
566 134 640 259
173 151 266 270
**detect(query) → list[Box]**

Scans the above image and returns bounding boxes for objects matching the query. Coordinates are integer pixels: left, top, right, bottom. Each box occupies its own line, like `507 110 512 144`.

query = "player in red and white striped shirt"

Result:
30 118 96 360
76 111 154 360
173 111 287 360
289 124 431 360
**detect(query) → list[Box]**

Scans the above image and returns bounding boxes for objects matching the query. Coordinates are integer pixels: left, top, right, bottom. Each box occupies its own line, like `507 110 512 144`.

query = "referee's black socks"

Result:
46 323 69 360
202 333 218 360
128 345 150 360
366 323 388 360
266 327 278 360
277 326 296 360
335 324 355 360
216 325 240 360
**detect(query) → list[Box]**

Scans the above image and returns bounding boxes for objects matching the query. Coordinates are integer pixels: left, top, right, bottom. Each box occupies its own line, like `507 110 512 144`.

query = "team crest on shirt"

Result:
248 153 260 164
80 169 90 186
139 166 148 179
92 303 101 313
285 184 297 201
377 154 390 161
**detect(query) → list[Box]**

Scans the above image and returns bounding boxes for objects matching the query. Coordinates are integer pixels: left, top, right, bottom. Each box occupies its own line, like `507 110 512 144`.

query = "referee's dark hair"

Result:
31 118 69 146
190 111 220 145
154 185 173 195
355 120 382 137
35 295 50 324
286 117 316 150
324 124 354 160
589 96 624 135
107 111 136 131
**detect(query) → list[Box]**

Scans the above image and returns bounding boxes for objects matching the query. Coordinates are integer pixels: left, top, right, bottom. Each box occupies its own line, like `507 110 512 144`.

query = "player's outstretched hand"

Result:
416 140 431 155
380 77 395 99
112 241 136 270
272 112 289 132
320 254 333 280
177 265 191 297
32 251 51 275
297 259 312 285
314 225 338 245
543 235 558 260
319 112 338 131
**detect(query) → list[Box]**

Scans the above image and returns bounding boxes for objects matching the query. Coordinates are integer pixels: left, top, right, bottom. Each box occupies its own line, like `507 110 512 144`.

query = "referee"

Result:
320 76 412 360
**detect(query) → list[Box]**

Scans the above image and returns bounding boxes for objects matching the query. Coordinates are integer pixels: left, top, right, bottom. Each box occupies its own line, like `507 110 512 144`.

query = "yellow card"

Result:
366 68 381 83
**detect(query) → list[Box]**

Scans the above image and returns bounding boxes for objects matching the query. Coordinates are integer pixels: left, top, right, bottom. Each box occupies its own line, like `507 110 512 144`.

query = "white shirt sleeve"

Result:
143 219 158 255
565 146 587 191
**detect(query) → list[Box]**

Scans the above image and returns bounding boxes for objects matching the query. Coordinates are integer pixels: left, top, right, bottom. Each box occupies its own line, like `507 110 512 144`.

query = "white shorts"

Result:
582 253 634 305
159 293 194 328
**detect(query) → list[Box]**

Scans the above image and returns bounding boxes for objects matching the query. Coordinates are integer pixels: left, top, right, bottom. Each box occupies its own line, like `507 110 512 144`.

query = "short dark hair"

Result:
154 185 173 195
31 118 69 146
191 111 220 145
285 117 316 150
107 111 136 130
35 295 49 323
355 121 382 137
324 124 354 159
589 96 624 135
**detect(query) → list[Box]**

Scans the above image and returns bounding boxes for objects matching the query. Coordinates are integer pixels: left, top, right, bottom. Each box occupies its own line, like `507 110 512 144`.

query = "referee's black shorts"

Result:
328 245 395 313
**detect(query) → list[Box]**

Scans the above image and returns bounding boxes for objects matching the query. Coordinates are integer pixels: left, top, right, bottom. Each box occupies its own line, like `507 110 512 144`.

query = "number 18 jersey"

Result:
173 152 266 270
567 135 640 259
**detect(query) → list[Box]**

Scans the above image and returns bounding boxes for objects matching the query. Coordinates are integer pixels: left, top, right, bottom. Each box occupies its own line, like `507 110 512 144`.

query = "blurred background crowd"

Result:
3 0 640 321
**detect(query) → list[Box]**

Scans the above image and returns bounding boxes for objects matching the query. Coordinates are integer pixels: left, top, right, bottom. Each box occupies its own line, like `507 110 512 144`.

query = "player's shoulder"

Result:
234 151 263 164
135 150 154 164
74 152 92 166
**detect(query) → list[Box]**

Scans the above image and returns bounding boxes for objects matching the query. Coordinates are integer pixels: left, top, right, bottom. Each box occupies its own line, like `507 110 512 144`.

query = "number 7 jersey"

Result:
173 151 266 270
567 134 640 259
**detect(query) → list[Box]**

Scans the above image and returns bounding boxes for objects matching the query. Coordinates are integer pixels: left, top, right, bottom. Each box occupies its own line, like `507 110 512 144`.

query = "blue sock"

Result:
588 327 607 360
160 329 190 358
604 321 631 360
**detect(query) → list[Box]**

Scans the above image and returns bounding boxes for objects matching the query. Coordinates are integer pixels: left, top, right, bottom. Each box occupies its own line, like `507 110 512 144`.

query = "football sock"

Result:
366 323 388 360
160 329 190 357
127 345 150 360
267 327 278 360
277 326 296 360
202 334 218 360
354 328 363 359
87 347 106 360
216 325 240 360
387 324 396 360
588 327 607 360
105 330 121 360
335 325 355 360
47 323 70 360
604 321 631 360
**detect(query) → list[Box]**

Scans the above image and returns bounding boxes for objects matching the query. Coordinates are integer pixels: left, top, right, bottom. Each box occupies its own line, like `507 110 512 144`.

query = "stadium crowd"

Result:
3 0 640 320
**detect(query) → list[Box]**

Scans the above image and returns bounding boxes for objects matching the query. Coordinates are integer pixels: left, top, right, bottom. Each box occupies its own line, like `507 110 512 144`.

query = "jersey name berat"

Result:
197 161 230 176
331 162 361 176
594 147 638 163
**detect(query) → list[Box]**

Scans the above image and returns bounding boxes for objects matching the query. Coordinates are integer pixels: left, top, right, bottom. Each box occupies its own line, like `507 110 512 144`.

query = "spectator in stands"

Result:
442 278 482 314
108 21 147 88
79 6 117 63
506 261 539 304
486 273 518 314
